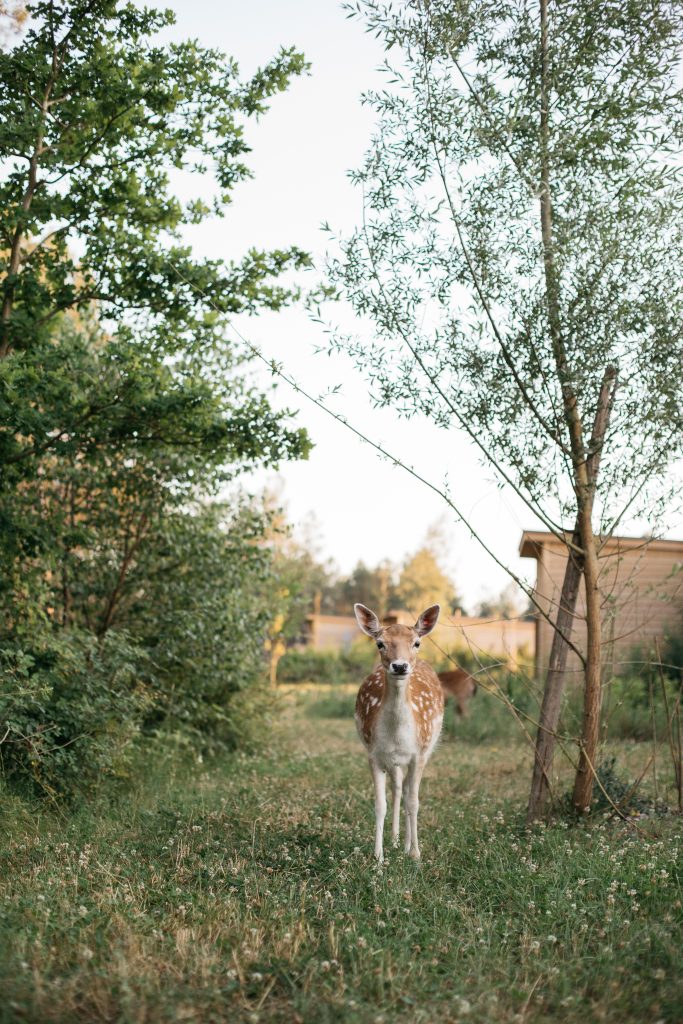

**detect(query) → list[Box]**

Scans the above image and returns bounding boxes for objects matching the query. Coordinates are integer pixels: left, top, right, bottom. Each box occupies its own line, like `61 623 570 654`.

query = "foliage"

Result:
277 641 375 684
331 559 397 617
591 756 667 818
0 627 145 800
0 496 282 796
0 0 310 359
324 0 683 809
0 1 312 797
663 626 683 683
394 544 462 615
0 691 680 1023
327 0 683 529
598 673 682 743
297 525 464 619
0 0 311 559
127 502 277 750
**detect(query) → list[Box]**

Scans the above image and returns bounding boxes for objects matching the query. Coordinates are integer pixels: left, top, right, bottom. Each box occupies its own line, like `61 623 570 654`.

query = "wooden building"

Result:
520 531 683 679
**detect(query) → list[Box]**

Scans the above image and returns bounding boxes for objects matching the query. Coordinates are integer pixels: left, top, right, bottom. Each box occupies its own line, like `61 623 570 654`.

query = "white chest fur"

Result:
372 682 418 770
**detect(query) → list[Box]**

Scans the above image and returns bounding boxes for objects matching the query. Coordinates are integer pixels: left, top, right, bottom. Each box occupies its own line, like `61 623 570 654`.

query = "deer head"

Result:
354 603 440 678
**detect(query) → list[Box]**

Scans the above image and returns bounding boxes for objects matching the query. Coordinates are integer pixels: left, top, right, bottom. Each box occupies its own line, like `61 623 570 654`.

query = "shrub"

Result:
277 642 375 684
123 503 276 752
0 502 281 799
591 755 667 817
599 674 680 742
0 629 145 801
663 629 683 683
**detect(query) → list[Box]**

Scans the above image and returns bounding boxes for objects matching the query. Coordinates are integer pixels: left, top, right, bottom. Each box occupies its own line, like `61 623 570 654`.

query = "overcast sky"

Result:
160 0 550 607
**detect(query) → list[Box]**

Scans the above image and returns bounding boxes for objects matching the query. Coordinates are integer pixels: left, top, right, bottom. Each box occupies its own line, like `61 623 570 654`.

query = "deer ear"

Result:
415 604 440 637
354 603 382 638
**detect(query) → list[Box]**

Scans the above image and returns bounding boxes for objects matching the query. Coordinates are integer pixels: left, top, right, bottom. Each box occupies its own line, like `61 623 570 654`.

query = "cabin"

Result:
520 531 683 679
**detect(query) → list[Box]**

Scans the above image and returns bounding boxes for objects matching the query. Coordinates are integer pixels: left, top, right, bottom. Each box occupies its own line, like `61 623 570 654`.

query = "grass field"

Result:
1 684 681 1023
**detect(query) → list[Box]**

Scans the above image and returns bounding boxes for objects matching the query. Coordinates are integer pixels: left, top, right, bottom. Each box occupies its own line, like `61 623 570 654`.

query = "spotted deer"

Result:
354 603 444 861
438 669 477 717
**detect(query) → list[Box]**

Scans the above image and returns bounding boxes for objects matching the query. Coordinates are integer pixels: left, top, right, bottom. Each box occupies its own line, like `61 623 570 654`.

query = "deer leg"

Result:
390 766 403 848
403 801 412 855
370 759 387 862
405 758 425 860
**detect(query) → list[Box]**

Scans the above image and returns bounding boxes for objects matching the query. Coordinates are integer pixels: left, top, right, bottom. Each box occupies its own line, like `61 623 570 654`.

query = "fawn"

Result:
354 603 444 861
438 669 477 717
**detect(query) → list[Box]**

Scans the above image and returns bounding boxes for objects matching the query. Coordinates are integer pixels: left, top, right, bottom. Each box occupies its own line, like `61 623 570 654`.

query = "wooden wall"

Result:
523 534 683 679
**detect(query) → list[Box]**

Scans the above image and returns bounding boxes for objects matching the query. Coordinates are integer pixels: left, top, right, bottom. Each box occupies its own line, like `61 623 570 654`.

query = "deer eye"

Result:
376 641 385 650
413 640 421 648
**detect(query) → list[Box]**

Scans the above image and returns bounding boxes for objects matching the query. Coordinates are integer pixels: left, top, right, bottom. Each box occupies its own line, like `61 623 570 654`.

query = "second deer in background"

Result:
438 669 477 717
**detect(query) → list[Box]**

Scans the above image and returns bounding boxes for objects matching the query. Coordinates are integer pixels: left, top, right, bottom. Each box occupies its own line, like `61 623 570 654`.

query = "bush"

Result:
599 674 680 742
0 629 145 801
591 755 667 817
122 503 276 753
663 630 683 683
0 502 281 799
277 642 375 684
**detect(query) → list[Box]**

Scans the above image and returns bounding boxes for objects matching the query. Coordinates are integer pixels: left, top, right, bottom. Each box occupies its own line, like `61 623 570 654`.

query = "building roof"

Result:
519 529 683 559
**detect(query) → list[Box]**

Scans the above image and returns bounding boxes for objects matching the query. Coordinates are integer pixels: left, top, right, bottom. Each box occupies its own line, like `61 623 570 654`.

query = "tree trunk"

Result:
536 0 608 815
526 531 582 820
526 367 616 821
572 519 602 811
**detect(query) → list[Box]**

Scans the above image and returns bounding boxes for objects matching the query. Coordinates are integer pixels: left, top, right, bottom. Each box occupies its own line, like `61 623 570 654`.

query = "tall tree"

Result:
335 559 396 617
395 546 460 616
327 0 683 811
0 0 311 579
0 1 312 794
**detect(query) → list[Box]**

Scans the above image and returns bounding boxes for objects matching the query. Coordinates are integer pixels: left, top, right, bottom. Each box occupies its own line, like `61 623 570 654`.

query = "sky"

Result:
159 0 546 608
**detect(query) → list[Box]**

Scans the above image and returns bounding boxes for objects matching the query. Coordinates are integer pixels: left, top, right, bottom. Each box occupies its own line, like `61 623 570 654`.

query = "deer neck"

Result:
381 670 411 717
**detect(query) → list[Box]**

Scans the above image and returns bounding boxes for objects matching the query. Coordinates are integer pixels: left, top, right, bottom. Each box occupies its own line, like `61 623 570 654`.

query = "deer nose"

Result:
390 661 409 675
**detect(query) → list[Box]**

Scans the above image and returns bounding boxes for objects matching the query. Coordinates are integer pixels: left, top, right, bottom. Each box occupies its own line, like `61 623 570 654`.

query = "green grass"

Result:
0 684 681 1022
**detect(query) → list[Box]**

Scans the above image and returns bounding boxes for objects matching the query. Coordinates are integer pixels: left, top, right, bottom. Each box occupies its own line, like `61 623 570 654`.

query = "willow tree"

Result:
327 0 683 812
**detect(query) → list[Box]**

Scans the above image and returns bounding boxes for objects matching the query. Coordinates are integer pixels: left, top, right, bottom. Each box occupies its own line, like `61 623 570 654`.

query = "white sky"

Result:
161 0 546 608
